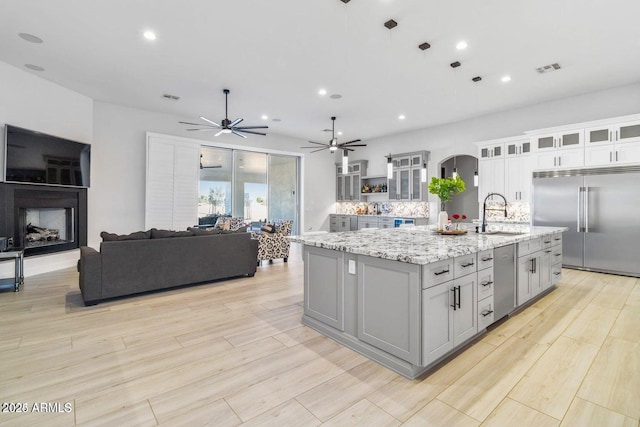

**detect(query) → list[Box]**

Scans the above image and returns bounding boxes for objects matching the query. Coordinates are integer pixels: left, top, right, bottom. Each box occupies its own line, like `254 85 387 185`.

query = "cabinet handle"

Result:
434 268 450 276
481 280 493 287
450 288 457 311
616 151 619 162
481 257 494 262
554 237 561 241
554 157 557 167
481 309 494 317
610 151 612 162
553 271 562 276
558 157 562 167
545 249 552 253
616 130 619 141
609 130 612 142
456 285 461 309
554 252 562 257
461 261 475 268
544 240 551 244
530 258 536 273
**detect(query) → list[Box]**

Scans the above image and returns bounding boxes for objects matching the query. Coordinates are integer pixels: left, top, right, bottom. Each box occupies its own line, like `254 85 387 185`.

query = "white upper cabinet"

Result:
531 129 583 152
477 142 505 203
584 119 640 166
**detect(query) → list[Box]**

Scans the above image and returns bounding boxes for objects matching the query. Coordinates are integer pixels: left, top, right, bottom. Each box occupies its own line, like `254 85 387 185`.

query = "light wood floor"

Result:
1 244 639 426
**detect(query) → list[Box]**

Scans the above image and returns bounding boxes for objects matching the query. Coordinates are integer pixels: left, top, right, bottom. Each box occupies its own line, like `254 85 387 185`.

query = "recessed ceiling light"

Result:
25 64 44 72
456 41 468 50
318 88 327 96
261 115 268 120
398 115 406 120
19 33 43 43
337 131 343 136
501 75 512 83
143 30 157 41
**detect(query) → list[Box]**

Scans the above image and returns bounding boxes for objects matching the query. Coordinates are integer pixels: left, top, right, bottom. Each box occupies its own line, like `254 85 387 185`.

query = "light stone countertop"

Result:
290 225 567 265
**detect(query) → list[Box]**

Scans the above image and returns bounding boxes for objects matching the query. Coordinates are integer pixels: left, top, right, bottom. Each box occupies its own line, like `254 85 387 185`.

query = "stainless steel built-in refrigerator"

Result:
532 166 640 277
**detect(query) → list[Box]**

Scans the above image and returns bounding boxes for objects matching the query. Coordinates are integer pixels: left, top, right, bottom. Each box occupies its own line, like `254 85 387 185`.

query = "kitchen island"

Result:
290 225 566 379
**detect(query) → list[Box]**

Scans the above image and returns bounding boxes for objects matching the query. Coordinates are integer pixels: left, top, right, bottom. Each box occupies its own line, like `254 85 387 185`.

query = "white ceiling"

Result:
1 0 639 144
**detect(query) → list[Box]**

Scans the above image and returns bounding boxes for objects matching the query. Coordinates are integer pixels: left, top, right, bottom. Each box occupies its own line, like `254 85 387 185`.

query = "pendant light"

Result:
421 162 427 182
387 154 393 179
452 156 458 179
342 149 349 173
473 158 479 187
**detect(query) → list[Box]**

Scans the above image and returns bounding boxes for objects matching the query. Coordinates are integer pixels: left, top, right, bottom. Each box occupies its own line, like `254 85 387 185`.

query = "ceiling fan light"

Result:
330 146 338 152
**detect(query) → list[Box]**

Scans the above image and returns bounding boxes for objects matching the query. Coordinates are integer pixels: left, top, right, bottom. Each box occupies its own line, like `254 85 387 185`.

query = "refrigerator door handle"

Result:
578 187 585 232
585 186 590 233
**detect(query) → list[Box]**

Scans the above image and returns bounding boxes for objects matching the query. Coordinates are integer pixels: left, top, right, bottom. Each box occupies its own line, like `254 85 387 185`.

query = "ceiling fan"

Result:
179 89 268 138
300 116 366 153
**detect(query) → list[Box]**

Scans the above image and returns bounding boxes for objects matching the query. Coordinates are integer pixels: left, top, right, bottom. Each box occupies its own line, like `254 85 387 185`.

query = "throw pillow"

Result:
214 217 231 231
261 224 276 233
189 227 223 236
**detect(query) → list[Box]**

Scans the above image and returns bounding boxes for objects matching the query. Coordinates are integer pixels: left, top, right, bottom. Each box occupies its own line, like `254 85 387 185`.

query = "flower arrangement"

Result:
449 214 467 223
428 176 466 210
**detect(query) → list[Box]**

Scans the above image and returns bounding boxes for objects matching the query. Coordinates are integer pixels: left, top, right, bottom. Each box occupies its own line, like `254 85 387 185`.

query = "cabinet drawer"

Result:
541 236 554 248
518 238 542 257
478 268 494 300
551 245 563 263
551 233 563 247
477 249 494 270
454 254 477 278
423 258 454 288
478 296 495 330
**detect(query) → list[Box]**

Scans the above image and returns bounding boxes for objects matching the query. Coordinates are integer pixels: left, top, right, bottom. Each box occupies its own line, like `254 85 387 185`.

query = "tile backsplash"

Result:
336 201 430 217
484 201 530 223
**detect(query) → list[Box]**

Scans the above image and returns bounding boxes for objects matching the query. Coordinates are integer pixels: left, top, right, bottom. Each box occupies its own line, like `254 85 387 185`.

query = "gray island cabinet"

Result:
292 225 566 379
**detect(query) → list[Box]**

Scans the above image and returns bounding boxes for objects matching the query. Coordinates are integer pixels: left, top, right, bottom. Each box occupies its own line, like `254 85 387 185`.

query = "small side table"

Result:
0 248 24 292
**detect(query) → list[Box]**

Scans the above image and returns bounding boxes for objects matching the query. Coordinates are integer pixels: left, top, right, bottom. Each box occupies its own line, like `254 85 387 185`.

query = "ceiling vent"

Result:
536 63 561 74
384 19 398 30
450 61 461 68
472 76 482 82
418 42 431 51
162 93 180 100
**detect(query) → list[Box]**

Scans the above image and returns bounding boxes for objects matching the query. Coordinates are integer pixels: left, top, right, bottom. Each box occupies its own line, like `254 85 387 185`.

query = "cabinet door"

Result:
352 173 361 202
358 256 421 365
540 249 553 292
411 168 422 200
558 148 584 168
535 151 559 169
585 145 614 166
477 157 505 203
453 273 478 346
615 142 640 164
617 121 640 144
399 169 410 200
558 130 583 149
422 281 454 365
532 134 556 151
585 126 613 146
344 175 352 200
336 175 344 201
517 255 540 305
388 171 398 200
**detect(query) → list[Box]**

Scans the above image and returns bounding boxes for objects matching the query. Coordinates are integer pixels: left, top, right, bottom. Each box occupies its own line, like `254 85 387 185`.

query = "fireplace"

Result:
0 183 87 256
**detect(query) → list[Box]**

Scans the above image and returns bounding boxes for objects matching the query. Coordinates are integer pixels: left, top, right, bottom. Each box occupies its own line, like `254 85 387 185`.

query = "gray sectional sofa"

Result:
78 229 258 305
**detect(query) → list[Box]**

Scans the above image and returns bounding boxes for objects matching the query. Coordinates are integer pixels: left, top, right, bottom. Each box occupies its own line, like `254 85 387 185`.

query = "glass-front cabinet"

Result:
388 151 428 201
336 161 367 201
584 119 640 166
531 129 583 152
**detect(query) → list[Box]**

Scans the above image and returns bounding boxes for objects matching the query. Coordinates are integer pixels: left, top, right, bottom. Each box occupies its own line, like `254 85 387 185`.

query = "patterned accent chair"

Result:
255 220 293 266
214 217 248 232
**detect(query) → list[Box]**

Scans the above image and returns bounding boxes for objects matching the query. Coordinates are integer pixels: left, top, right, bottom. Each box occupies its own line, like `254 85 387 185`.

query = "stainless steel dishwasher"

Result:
493 244 516 321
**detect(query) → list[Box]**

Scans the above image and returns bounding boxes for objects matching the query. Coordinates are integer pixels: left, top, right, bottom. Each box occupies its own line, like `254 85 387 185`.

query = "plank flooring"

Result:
0 244 639 426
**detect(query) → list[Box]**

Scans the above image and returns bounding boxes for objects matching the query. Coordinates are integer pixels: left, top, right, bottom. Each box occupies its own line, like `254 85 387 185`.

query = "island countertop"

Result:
290 225 567 265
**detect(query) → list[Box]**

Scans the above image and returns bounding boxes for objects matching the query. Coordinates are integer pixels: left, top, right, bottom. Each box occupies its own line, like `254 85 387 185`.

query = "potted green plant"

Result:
428 176 466 229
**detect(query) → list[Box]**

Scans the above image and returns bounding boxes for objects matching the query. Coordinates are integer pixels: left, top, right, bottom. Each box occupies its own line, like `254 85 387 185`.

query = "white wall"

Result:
90 101 336 248
0 61 93 276
352 82 640 214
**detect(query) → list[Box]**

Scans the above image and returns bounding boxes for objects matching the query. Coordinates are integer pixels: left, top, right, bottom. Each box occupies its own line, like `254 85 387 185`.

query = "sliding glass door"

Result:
198 146 299 233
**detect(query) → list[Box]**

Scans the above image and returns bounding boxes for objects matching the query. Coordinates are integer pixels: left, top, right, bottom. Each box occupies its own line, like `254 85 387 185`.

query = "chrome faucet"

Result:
481 193 508 233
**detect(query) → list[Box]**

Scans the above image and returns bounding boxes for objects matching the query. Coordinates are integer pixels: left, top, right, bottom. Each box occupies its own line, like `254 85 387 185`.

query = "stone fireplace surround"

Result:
0 183 87 257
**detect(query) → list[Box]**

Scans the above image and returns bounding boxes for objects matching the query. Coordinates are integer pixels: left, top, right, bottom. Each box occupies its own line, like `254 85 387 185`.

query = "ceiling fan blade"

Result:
186 128 219 131
306 141 329 146
300 146 327 149
202 165 222 169
238 130 267 136
200 116 221 127
310 147 329 153
341 139 362 145
179 121 214 126
229 118 244 127
341 144 367 147
231 130 247 138
234 125 269 130
214 130 225 137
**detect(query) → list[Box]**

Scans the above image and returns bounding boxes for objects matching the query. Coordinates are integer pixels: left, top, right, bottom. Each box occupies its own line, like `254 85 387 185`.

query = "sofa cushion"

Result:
101 230 151 241
188 227 223 236
150 228 194 239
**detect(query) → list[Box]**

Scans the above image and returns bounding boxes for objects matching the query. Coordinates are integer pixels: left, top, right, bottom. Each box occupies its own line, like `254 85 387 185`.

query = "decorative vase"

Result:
438 211 449 231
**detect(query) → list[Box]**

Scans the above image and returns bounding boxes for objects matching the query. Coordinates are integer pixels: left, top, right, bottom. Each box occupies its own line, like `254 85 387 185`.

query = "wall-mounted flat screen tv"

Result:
3 125 91 187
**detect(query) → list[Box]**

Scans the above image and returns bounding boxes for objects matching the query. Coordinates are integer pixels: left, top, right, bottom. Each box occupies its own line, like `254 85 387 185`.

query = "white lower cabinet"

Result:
422 272 477 366
517 252 541 306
